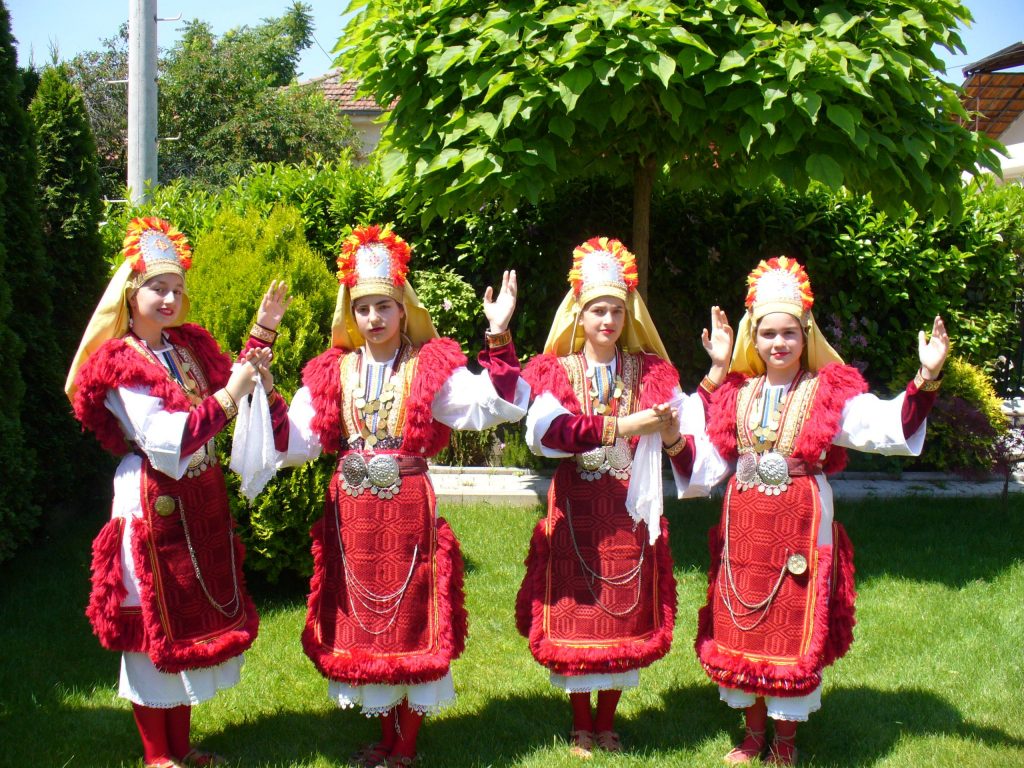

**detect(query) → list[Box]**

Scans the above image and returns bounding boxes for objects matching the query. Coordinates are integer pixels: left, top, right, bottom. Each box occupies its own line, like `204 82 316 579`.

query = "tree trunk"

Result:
632 155 656 300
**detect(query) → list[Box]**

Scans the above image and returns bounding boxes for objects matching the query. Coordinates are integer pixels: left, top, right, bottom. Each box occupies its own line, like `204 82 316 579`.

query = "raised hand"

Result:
918 315 950 379
701 305 734 368
482 269 518 334
256 280 292 331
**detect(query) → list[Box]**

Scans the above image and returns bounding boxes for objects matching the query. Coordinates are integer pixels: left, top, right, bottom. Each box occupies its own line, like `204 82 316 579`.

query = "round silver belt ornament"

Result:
787 553 808 576
605 439 632 471
341 453 368 487
578 446 606 472
736 453 758 489
367 454 401 488
756 451 790 486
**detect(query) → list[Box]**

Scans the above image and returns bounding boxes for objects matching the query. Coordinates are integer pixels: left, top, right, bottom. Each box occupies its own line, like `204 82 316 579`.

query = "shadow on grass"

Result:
664 495 1024 588
808 686 1024 765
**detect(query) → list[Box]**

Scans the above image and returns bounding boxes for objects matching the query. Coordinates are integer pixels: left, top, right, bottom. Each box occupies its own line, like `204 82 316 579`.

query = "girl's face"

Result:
129 273 184 332
581 296 626 352
352 295 404 348
755 312 804 376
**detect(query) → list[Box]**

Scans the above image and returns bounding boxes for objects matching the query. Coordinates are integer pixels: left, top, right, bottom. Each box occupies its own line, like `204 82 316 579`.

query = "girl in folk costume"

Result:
65 217 292 768
517 237 730 758
689 257 949 765
274 225 528 768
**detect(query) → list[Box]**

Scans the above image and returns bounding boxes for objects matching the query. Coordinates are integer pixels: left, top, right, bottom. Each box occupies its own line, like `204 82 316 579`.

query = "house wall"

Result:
1002 110 1024 144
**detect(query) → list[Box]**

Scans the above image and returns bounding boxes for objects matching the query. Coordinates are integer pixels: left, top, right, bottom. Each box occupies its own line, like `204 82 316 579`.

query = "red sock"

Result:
772 718 798 763
132 704 170 765
379 707 398 752
166 704 192 760
392 701 424 759
594 689 621 732
570 692 593 732
746 698 768 735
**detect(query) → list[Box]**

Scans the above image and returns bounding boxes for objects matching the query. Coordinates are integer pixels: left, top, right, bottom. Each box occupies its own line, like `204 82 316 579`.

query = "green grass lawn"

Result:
1 495 1022 767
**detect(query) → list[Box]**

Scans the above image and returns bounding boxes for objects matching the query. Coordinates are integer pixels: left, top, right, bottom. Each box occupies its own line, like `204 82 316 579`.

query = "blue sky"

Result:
8 1 1024 82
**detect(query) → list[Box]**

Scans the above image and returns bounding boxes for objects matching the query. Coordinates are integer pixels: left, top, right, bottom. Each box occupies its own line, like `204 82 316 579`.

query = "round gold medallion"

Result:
154 495 176 517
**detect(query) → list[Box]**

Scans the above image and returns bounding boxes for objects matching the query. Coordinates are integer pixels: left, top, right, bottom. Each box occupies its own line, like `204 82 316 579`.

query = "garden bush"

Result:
187 203 337 580
890 356 1007 478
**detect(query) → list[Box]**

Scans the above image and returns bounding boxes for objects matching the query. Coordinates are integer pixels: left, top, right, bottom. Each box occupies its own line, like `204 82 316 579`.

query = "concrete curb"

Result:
427 466 1024 506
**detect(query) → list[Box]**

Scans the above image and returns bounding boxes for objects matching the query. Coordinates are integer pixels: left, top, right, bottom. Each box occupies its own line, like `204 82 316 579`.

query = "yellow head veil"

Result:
330 224 438 349
542 237 670 359
729 256 843 376
65 217 193 400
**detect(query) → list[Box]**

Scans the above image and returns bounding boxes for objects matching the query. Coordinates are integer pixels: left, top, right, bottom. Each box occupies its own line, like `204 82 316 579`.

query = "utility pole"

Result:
127 0 158 204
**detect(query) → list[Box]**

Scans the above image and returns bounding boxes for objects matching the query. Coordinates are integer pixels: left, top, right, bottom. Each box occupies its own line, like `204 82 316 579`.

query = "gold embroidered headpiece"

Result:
337 225 411 303
123 217 192 294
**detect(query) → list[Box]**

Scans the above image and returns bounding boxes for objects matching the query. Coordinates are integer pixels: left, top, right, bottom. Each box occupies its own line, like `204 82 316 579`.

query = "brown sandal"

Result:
569 729 594 759
381 755 416 768
594 730 622 753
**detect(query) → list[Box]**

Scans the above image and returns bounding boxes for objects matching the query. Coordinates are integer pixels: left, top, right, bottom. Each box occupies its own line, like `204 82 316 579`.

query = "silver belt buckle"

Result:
186 438 216 477
367 454 402 499
736 451 791 494
341 453 369 497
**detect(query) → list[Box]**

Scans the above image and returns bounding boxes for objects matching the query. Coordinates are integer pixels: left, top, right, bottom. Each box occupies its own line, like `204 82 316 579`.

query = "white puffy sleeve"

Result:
276 385 324 467
833 392 925 456
524 391 575 458
430 366 530 431
105 386 191 479
667 388 732 498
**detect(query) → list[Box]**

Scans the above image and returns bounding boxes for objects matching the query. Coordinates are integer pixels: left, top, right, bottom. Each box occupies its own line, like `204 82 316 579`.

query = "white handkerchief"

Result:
230 380 277 500
626 431 664 545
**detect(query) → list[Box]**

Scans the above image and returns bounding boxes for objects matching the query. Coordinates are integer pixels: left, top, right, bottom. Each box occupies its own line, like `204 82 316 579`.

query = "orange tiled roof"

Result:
296 69 391 113
960 42 1024 140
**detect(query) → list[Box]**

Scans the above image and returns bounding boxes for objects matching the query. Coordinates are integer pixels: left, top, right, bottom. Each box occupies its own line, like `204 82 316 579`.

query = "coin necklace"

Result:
583 350 623 416
354 345 402 449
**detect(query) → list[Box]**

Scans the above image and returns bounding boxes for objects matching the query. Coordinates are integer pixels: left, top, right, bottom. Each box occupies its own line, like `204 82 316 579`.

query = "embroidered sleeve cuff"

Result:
601 416 618 446
484 328 512 348
663 435 685 456
213 388 238 421
249 322 278 345
913 368 942 392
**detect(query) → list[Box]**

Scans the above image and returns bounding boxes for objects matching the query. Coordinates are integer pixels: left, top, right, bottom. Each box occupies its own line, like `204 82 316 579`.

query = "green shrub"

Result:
411 266 480 347
186 203 337 580
890 356 1007 477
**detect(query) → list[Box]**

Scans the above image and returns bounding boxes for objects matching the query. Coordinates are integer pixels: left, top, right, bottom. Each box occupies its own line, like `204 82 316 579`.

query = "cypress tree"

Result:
0 0 36 561
30 64 111 501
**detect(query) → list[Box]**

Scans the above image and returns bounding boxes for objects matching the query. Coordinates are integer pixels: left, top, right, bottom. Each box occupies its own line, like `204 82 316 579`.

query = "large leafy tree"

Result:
341 0 1000 290
66 26 128 199
64 3 358 193
159 2 358 185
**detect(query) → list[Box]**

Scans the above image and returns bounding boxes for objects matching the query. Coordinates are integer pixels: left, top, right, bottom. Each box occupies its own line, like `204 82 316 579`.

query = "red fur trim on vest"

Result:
301 516 468 685
73 324 231 456
302 347 346 454
823 522 857 666
86 518 147 653
707 373 747 461
515 519 549 639
521 519 677 676
637 354 680 409
522 354 580 411
166 324 232 391
695 523 838 697
130 518 259 674
794 363 868 473
402 338 466 457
